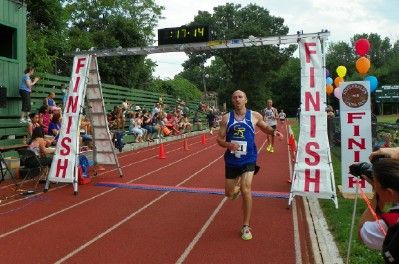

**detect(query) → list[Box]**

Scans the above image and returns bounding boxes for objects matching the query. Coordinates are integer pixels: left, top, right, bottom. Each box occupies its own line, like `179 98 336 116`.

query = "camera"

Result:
349 154 387 181
349 162 373 180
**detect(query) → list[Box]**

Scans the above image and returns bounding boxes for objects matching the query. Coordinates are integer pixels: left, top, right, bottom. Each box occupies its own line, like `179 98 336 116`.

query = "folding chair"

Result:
16 149 49 193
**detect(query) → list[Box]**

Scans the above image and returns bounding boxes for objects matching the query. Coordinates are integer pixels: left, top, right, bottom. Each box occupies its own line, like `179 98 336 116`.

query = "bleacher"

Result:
0 73 207 148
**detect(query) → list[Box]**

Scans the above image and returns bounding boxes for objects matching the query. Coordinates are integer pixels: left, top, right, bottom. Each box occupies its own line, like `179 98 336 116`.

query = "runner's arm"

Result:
216 114 238 151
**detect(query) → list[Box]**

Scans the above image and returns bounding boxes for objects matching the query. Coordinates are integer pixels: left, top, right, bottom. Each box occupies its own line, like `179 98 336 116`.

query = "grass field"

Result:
289 118 385 264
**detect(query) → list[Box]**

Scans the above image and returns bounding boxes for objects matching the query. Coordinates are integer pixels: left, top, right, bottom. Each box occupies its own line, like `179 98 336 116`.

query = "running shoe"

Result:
266 144 272 152
241 225 252 240
270 146 274 153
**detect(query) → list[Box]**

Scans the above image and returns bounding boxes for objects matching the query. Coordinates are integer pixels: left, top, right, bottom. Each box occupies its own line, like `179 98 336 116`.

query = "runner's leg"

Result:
240 171 254 225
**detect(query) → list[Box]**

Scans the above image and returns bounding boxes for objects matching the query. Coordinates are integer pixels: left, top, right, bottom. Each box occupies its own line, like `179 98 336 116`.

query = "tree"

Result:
63 0 163 87
181 3 296 110
25 0 67 72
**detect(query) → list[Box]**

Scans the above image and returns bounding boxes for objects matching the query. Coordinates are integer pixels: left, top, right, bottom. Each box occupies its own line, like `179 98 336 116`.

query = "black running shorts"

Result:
225 163 260 179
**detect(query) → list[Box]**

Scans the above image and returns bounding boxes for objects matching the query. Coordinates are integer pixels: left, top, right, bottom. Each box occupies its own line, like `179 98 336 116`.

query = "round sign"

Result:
342 83 368 108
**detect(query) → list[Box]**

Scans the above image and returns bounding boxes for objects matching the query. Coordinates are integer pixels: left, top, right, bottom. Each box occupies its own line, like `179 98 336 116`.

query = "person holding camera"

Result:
355 156 399 263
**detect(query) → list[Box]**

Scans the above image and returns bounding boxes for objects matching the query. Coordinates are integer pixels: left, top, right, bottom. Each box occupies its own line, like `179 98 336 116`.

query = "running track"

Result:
0 123 313 263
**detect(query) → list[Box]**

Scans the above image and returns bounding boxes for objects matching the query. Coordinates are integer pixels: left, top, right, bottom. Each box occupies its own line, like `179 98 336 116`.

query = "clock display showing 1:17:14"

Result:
170 27 205 39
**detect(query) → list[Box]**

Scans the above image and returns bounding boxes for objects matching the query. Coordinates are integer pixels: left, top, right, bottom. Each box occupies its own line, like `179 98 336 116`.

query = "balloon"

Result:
355 38 370 56
334 76 344 87
326 84 334 95
355 56 371 74
334 87 341 99
336 65 347 78
326 77 333 85
326 69 330 78
364 75 378 92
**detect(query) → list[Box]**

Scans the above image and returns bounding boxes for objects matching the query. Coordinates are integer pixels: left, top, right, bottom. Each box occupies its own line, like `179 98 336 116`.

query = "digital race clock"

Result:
158 26 210 45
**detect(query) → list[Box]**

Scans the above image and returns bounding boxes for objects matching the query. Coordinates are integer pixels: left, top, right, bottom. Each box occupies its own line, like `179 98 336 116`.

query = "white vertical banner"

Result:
339 81 373 194
48 55 91 183
290 37 337 205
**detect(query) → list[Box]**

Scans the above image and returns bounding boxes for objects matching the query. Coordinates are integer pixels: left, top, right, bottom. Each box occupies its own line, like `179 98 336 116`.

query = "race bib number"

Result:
231 140 247 157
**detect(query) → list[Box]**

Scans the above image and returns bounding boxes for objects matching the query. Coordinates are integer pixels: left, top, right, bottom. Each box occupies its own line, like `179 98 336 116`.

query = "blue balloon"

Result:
326 77 333 85
364 75 378 92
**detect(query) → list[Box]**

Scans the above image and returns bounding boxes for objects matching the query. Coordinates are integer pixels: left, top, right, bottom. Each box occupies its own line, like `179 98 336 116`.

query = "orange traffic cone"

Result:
201 134 206 145
158 143 166 159
183 138 190 150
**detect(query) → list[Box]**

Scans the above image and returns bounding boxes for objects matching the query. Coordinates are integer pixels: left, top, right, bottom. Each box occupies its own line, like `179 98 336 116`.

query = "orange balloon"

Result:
326 84 334 95
334 76 344 87
356 56 371 74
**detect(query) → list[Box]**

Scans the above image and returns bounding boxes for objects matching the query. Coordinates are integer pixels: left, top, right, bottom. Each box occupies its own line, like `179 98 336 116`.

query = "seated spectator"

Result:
38 105 52 134
142 110 157 142
151 102 162 117
27 126 55 168
27 113 41 142
164 113 180 135
179 114 192 133
80 115 93 149
48 112 62 142
108 106 120 130
43 92 57 108
151 112 163 138
128 112 146 143
192 111 203 131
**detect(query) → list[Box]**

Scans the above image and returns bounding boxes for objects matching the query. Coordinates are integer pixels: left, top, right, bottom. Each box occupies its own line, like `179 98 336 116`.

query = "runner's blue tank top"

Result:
224 110 257 167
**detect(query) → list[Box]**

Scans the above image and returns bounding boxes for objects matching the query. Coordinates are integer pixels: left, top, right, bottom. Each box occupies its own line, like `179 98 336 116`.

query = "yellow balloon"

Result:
336 65 347 78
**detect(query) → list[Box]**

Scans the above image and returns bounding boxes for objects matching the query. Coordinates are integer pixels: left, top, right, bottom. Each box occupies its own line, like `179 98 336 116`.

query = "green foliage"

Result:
147 76 202 102
181 3 296 111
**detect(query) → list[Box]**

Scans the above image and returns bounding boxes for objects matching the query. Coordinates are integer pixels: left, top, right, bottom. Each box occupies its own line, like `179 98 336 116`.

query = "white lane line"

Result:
56 150 225 263
0 143 219 239
175 198 227 264
286 123 302 264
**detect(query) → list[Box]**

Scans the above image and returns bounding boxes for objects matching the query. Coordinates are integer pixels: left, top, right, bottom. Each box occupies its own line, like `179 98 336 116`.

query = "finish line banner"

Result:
290 37 336 205
48 55 91 183
339 81 373 194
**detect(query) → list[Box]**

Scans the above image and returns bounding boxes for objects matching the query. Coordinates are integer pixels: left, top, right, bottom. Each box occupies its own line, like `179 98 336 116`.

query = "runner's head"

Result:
267 99 273 108
232 90 247 110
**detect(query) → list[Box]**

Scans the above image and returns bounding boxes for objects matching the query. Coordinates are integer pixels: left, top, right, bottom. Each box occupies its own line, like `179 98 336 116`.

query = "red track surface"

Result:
0 123 312 264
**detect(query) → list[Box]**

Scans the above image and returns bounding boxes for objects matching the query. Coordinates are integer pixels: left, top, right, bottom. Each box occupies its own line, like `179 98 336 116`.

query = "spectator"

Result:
27 126 55 168
128 112 145 143
43 92 57 108
358 157 399 262
142 110 156 141
48 112 62 142
27 113 41 143
151 102 162 117
61 83 68 106
179 114 192 133
181 101 190 116
38 105 52 134
193 111 203 131
80 115 93 149
19 67 40 123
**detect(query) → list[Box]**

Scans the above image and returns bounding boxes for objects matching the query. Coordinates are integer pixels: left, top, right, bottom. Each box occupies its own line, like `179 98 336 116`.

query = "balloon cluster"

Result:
354 38 378 92
326 38 378 100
